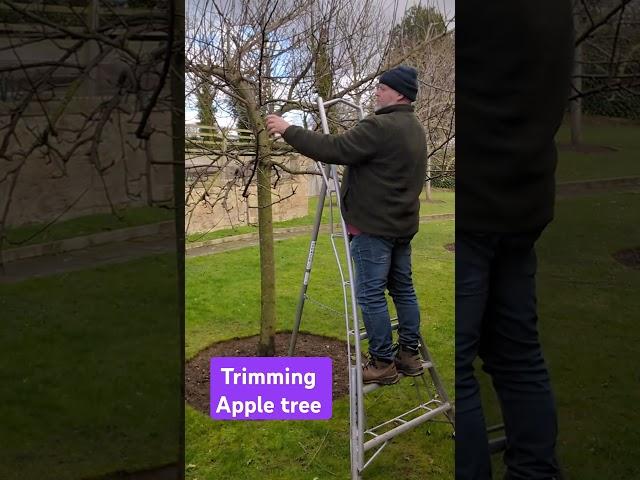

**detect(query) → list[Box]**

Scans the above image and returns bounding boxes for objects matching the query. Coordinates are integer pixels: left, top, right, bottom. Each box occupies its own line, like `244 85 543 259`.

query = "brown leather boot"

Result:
394 345 424 376
362 357 399 385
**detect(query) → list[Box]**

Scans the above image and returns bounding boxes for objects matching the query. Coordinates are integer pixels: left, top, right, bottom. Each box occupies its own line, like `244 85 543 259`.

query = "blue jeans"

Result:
456 230 559 480
349 233 421 361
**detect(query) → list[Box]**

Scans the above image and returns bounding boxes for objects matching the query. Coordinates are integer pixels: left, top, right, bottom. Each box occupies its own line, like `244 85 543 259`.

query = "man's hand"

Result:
265 114 291 136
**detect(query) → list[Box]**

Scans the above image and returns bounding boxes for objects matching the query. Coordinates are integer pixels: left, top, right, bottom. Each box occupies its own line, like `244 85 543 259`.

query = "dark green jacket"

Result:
282 104 427 238
457 0 574 232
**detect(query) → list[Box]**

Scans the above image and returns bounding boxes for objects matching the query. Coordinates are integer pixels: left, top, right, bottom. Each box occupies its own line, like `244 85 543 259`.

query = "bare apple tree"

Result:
570 0 640 145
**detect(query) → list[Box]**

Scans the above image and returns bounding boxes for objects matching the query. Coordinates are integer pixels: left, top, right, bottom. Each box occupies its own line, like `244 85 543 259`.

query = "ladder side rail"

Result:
323 97 361 110
332 109 368 471
419 336 455 427
318 96 368 475
317 97 355 367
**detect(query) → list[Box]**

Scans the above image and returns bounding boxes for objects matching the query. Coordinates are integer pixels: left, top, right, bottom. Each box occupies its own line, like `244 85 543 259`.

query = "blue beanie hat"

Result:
379 65 419 102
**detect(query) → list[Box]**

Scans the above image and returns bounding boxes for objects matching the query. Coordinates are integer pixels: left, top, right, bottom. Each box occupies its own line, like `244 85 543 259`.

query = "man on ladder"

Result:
456 1 574 479
266 65 426 385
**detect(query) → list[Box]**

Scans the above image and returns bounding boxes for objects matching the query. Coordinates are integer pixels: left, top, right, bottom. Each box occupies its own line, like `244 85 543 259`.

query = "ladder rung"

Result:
363 402 451 452
489 436 507 455
366 401 439 435
487 423 505 434
358 319 398 340
362 361 433 394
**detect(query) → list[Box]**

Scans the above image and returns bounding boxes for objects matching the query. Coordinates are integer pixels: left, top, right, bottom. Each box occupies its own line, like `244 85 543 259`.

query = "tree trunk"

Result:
236 75 278 356
256 134 276 356
172 0 185 343
570 42 583 146
425 156 432 201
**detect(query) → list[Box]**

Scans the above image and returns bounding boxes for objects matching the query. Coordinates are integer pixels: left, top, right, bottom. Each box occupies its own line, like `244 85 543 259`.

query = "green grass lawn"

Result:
555 117 640 182
0 255 181 479
186 188 454 244
185 220 455 479
480 191 640 479
3 206 174 249
479 116 640 477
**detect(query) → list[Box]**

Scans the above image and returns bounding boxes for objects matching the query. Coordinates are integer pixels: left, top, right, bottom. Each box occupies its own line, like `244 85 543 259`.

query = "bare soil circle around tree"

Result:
444 242 455 252
185 332 353 415
612 247 640 270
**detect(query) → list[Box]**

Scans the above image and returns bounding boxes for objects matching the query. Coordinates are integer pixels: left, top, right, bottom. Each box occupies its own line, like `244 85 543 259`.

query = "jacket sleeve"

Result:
281 117 384 166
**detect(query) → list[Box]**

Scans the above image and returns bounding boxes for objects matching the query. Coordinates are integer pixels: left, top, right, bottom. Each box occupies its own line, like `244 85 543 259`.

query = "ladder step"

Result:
366 401 440 436
487 423 505 434
358 319 399 341
489 436 507 455
363 402 452 452
363 361 433 394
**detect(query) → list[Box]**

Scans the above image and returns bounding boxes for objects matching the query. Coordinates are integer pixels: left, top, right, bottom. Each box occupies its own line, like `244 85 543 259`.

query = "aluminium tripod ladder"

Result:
288 96 455 479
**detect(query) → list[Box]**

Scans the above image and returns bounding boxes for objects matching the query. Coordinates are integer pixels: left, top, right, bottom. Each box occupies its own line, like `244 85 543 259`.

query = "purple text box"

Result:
210 357 332 420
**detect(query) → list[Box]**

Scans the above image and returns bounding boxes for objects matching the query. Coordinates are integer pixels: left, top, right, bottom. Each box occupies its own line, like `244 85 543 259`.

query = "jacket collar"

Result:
374 103 414 115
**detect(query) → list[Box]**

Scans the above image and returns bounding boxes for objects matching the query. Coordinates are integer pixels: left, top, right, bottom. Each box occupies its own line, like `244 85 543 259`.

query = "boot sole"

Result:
396 367 424 377
363 374 399 385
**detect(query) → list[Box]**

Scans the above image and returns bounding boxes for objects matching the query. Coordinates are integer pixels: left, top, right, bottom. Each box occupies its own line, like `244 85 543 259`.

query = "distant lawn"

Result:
0 255 181 479
3 206 174 249
186 188 454 243
555 117 640 182
480 191 640 479
185 220 455 479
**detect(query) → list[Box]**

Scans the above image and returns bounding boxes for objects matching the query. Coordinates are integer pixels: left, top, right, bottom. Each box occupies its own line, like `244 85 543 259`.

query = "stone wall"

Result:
1 32 175 230
185 175 308 235
1 102 174 228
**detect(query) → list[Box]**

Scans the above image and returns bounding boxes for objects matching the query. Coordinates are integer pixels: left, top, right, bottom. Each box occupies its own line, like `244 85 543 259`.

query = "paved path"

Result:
556 176 640 198
186 213 455 258
0 232 176 284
